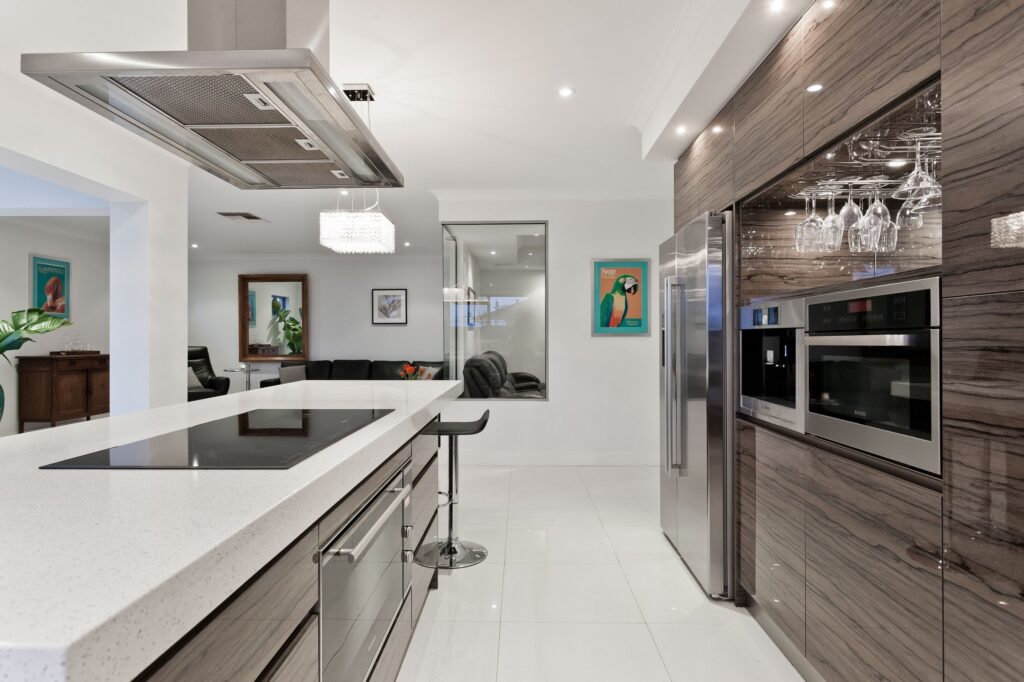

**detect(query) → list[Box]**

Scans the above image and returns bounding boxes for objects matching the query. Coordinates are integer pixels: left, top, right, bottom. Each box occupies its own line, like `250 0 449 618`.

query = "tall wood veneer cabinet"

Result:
674 145 700 229
942 293 1024 681
692 101 735 215
800 0 940 153
17 354 109 432
737 421 943 681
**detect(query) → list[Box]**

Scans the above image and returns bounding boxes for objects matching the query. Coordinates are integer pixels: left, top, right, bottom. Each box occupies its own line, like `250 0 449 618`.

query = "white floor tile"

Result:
505 525 617 564
497 622 670 682
509 466 590 503
420 563 504 622
506 497 603 527
501 563 643 623
604 526 680 563
397 620 500 682
580 466 660 499
455 524 507 563
593 496 661 527
621 560 751 625
650 621 803 682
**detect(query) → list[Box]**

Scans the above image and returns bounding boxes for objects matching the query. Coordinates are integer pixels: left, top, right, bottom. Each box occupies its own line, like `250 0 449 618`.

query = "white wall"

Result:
189 255 442 391
0 1 189 416
0 219 110 436
437 195 672 466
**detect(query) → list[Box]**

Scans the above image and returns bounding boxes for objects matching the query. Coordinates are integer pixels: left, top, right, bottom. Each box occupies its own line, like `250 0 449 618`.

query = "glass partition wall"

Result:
442 222 547 399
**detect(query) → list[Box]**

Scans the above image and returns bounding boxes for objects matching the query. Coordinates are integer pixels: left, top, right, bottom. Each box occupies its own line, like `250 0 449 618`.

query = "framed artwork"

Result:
372 289 408 325
248 290 256 327
592 258 650 336
271 294 289 314
466 287 477 328
30 255 71 320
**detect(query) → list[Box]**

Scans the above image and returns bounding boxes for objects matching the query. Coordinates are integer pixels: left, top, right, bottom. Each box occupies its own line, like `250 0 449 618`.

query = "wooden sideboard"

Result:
17 354 109 433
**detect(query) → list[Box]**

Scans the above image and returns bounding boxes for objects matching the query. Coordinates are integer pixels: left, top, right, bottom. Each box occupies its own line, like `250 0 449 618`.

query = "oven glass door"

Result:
321 471 410 682
741 328 798 408
807 332 933 440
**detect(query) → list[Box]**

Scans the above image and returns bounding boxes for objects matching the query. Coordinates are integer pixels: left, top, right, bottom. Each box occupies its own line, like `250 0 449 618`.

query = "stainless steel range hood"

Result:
20 2 403 190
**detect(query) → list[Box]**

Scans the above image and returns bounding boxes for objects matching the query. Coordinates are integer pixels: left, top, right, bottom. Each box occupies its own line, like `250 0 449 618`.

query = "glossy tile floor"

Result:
398 465 802 682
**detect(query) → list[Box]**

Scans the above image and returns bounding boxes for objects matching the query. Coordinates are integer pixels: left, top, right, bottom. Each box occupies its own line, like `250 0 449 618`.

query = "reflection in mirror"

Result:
442 222 547 399
238 274 308 362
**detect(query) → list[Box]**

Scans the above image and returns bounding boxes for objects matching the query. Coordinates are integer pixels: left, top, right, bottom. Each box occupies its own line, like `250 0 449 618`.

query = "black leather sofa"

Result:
187 346 231 401
463 351 544 398
259 359 445 388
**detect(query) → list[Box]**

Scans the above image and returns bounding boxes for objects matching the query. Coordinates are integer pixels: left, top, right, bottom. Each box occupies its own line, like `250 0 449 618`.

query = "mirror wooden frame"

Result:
238 274 309 363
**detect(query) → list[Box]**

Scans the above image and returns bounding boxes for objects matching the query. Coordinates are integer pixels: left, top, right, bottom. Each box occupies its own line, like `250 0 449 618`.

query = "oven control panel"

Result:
808 288 931 332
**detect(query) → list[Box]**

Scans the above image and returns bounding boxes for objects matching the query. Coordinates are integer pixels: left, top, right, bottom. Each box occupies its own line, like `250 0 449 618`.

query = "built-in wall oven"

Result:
739 298 805 433
804 277 941 475
320 467 412 681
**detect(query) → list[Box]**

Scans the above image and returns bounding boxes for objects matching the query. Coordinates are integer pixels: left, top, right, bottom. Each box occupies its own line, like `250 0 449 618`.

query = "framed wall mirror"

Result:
238 274 308 362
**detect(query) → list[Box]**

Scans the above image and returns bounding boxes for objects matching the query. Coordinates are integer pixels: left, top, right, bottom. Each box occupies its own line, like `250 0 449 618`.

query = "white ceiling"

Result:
189 0 801 256
447 222 546 270
0 215 109 243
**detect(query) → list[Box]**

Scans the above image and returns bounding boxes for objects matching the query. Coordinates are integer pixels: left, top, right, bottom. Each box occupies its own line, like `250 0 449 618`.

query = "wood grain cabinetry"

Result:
800 0 940 153
942 292 1024 681
737 420 943 680
804 445 943 682
733 23 804 199
260 614 318 682
940 1 1024 298
17 354 109 432
674 146 700 229
691 102 735 214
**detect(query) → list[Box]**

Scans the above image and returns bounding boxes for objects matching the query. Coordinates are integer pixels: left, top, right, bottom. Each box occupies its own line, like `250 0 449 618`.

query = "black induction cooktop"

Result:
41 409 394 470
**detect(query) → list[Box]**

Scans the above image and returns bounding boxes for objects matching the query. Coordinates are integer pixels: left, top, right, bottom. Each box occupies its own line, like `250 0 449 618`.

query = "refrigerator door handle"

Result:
664 276 686 474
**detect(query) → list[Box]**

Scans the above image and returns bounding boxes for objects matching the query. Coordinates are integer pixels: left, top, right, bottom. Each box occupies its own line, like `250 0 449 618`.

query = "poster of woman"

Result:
30 255 71 320
592 259 649 336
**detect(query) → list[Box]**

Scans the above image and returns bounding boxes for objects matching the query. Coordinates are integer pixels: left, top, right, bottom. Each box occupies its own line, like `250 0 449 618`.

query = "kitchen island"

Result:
0 379 462 681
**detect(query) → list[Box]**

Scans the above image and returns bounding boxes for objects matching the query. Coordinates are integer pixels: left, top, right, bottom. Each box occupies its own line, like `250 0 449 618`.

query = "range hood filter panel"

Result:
193 126 329 162
246 162 353 187
111 74 289 126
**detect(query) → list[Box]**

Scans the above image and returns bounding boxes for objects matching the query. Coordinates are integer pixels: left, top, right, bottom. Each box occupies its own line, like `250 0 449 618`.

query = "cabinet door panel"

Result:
88 368 109 414
733 22 804 200
736 421 757 594
261 615 318 682
801 0 939 152
942 292 1024 681
804 448 942 682
54 370 88 420
692 103 735 214
674 146 700 229
940 1 1024 297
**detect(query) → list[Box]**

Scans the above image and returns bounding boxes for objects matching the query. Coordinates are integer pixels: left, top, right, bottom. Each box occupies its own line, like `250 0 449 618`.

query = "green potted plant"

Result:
0 309 73 424
271 298 304 354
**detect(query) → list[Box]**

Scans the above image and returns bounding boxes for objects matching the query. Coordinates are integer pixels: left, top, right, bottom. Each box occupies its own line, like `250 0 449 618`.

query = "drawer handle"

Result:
327 485 411 563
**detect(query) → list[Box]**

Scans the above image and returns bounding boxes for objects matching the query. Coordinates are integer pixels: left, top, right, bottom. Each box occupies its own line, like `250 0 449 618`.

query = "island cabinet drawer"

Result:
318 449 409 548
411 512 439 624
409 455 438 547
259 613 318 682
141 528 318 682
409 426 439 483
368 596 413 682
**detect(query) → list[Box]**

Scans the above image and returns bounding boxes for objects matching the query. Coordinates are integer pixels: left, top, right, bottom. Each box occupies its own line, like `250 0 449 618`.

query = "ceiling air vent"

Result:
217 211 266 223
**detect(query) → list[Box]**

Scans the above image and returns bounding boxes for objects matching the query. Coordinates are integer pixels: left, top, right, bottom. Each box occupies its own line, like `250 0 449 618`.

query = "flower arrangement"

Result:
400 363 429 380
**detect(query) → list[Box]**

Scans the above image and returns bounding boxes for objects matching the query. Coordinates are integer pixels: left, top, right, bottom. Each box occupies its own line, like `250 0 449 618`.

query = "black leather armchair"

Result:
482 351 542 392
464 352 543 398
187 346 230 401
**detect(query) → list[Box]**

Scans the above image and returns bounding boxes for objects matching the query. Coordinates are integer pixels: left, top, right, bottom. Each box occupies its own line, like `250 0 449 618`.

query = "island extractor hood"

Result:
20 2 403 190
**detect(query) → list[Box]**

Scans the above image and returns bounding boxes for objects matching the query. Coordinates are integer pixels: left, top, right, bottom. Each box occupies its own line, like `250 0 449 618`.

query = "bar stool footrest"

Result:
414 539 488 570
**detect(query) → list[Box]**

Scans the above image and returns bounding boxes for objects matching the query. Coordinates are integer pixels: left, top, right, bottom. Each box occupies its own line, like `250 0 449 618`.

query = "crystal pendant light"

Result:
320 189 395 254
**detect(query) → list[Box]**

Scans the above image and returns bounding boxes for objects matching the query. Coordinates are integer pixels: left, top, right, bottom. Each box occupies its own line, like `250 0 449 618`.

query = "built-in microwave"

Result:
739 298 805 433
804 277 941 475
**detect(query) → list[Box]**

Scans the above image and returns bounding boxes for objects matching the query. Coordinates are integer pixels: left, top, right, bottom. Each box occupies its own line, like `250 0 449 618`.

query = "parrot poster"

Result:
592 259 649 335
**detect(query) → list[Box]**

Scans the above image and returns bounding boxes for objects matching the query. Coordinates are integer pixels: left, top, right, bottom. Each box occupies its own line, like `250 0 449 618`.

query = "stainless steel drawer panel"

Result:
411 513 438 624
408 456 438 550
318 448 410 549
144 528 318 682
259 614 318 682
367 595 414 682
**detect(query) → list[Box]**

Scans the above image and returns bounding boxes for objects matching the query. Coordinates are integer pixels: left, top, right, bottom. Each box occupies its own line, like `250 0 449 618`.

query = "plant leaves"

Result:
10 310 28 328
0 320 13 335
25 316 72 334
25 308 46 324
0 332 33 356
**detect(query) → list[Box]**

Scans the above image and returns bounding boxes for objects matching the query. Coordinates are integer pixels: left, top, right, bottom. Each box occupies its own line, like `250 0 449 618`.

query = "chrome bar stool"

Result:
415 410 490 569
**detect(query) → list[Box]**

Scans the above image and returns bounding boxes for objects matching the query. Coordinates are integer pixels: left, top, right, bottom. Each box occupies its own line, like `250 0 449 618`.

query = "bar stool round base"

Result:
415 539 488 570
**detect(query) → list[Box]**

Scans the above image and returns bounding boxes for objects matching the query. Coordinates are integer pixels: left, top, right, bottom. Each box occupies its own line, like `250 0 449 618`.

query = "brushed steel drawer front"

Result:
144 528 318 682
411 513 438 624
318 448 409 549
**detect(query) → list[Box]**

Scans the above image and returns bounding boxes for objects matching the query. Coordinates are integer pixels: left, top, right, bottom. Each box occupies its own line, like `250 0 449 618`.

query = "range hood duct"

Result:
20 0 403 190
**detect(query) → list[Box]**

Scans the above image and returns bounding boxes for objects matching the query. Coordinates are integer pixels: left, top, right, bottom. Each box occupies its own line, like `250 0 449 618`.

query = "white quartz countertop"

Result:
0 380 463 682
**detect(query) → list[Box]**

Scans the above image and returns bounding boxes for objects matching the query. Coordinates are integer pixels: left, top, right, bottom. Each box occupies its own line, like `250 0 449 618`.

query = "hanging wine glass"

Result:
839 183 862 232
860 189 888 251
893 140 941 200
877 219 898 253
896 199 924 230
821 193 844 252
848 197 871 254
795 196 822 253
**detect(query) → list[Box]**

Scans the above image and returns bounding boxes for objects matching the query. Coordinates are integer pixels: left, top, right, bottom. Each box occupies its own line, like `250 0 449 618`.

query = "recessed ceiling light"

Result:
525 265 529 269
558 86 575 98
533 233 540 237
712 125 723 134
784 211 797 216
403 241 411 247
191 243 198 248
806 83 824 93
340 190 349 195
490 250 497 255
770 0 784 12
825 152 835 159
822 0 836 8
675 124 686 136
887 159 908 168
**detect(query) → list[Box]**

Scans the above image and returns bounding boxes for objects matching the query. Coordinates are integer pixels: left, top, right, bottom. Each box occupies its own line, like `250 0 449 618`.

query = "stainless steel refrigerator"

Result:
660 211 735 599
